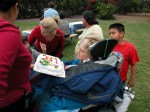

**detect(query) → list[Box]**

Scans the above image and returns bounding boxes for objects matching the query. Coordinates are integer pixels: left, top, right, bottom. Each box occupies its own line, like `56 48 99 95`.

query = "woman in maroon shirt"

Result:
0 0 32 111
28 17 65 58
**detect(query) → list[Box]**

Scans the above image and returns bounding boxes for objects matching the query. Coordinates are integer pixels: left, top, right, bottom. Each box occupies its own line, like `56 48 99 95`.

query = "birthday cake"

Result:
33 54 65 77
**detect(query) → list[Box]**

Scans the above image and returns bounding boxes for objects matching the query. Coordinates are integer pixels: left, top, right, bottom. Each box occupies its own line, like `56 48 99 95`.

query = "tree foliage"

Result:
96 2 116 20
17 0 150 19
18 0 48 19
55 0 87 17
18 0 87 19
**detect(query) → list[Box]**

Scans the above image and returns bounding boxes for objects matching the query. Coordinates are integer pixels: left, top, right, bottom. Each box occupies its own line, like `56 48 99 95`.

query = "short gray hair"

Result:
80 39 98 57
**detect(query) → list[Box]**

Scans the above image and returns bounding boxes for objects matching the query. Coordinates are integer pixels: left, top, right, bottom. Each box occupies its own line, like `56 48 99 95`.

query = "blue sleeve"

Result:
63 59 80 65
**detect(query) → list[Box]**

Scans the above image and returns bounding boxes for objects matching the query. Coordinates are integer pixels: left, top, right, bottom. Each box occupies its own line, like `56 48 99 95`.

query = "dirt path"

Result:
65 13 150 22
114 14 150 22
17 13 150 22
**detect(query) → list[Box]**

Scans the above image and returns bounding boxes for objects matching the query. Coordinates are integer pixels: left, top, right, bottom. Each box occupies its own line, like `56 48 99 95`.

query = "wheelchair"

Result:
29 38 125 112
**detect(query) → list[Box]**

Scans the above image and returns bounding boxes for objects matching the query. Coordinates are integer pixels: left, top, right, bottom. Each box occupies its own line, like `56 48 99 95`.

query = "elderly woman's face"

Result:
77 43 90 61
41 26 57 42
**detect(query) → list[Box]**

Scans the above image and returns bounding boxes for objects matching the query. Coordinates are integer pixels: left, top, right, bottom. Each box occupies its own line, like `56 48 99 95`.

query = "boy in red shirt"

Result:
109 23 139 87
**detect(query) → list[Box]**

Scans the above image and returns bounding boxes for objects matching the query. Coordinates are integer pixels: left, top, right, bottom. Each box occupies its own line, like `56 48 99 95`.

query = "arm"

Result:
127 44 139 87
29 48 41 69
127 64 137 87
0 30 19 98
28 27 38 46
30 48 40 64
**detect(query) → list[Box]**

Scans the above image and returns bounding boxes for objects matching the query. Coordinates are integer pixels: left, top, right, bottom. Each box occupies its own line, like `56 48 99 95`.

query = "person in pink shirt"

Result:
0 0 32 111
28 17 64 58
109 23 139 87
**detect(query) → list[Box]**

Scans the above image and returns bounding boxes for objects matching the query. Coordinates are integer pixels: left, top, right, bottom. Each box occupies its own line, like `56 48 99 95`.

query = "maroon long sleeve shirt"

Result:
28 25 64 58
0 18 32 108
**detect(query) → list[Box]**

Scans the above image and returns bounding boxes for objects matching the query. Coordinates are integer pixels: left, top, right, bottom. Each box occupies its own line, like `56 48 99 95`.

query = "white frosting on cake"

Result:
33 54 65 77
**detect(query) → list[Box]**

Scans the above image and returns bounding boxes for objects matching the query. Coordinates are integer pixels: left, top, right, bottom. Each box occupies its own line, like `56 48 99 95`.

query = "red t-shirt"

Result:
113 41 139 82
0 18 32 108
28 25 64 58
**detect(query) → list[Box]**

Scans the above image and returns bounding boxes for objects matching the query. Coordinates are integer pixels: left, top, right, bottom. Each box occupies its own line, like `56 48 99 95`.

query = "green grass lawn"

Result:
15 18 150 112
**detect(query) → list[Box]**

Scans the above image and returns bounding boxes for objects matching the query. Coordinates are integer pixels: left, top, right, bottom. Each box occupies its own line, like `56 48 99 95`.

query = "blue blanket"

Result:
31 61 124 112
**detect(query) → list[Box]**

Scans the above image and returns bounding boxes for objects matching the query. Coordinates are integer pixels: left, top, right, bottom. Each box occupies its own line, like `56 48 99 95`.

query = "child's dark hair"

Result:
59 11 65 19
0 0 19 12
109 23 125 33
21 35 28 44
48 1 55 8
82 11 98 25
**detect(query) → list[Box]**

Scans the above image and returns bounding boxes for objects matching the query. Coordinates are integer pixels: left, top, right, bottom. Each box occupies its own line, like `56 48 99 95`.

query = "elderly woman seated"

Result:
30 38 124 112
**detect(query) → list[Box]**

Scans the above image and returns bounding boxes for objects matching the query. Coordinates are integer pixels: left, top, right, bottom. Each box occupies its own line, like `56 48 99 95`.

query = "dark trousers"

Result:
0 97 25 112
0 92 33 112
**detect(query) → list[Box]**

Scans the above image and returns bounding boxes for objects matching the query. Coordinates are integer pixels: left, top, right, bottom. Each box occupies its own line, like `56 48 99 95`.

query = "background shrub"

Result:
96 2 116 20
18 0 87 19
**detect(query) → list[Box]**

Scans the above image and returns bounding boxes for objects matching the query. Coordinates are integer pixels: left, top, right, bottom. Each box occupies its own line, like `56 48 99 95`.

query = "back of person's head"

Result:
59 11 65 19
82 11 98 25
53 15 61 25
21 35 28 44
21 35 31 51
109 23 125 33
40 17 58 33
0 0 18 12
48 1 55 8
